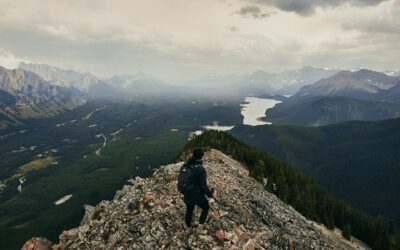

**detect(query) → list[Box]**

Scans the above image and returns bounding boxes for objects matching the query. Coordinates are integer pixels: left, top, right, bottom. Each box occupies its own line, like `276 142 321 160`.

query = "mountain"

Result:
295 69 400 102
266 96 400 126
19 63 339 98
19 62 189 99
385 71 400 77
238 66 340 95
190 66 339 96
0 66 86 127
86 81 125 100
19 62 98 91
22 150 369 249
106 72 168 95
18 62 122 100
266 69 400 126
106 73 176 96
230 118 400 228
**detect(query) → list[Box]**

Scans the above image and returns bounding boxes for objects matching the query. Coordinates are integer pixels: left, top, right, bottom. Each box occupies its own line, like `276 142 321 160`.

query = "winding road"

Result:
95 134 107 156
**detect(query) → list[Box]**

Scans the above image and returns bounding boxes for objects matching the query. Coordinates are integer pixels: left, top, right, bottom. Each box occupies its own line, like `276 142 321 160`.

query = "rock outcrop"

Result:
24 150 367 249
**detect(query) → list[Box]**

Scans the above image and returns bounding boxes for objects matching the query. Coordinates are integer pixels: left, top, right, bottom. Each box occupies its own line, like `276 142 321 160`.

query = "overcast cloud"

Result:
250 0 390 15
0 0 399 82
236 5 273 18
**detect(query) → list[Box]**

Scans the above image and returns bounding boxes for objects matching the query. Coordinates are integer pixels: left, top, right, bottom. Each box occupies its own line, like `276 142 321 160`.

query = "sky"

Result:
0 0 399 82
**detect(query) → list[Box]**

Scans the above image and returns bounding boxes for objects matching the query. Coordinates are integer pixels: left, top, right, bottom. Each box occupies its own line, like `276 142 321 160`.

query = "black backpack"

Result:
177 163 198 194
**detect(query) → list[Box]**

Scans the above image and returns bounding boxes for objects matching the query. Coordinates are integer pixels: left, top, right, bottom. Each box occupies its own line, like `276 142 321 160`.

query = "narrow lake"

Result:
241 97 281 126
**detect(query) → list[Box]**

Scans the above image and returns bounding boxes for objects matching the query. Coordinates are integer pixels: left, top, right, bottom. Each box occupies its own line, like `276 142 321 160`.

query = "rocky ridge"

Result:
23 150 367 249
18 62 100 92
18 62 124 100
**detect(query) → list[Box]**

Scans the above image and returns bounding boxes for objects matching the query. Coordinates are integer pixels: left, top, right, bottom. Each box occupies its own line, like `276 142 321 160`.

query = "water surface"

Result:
241 97 281 126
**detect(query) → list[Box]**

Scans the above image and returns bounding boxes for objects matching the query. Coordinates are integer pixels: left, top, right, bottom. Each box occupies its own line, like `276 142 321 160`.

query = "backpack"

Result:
177 163 198 194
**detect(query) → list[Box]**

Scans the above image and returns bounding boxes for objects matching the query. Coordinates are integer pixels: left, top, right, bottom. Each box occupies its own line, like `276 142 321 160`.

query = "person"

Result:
181 148 215 230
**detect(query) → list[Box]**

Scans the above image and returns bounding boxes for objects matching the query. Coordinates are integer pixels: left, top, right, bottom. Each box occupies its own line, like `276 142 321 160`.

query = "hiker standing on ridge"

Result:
178 148 216 231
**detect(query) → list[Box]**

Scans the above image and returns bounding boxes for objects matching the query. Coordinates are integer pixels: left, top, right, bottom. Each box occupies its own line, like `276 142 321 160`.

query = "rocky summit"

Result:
23 150 367 250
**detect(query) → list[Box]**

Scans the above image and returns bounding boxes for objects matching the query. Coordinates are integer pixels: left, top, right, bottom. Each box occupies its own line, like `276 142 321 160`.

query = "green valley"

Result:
0 97 243 249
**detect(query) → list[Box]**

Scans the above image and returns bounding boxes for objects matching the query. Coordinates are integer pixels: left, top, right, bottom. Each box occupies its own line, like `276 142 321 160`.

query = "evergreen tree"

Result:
342 224 351 240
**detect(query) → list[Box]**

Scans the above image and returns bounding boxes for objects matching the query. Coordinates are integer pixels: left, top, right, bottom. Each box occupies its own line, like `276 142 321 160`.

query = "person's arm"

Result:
198 166 213 197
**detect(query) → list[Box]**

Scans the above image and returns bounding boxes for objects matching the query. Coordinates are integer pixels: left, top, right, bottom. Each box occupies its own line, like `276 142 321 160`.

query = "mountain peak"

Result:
335 69 389 79
18 62 101 92
23 150 365 249
295 68 400 101
0 65 87 126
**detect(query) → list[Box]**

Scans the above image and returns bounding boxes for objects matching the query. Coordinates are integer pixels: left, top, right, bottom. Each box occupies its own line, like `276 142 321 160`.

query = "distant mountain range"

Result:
295 69 400 102
18 62 123 100
268 69 400 126
230 118 400 227
18 62 193 99
0 66 86 128
18 63 344 99
2 62 244 129
19 62 101 91
190 66 339 95
107 73 185 97
5 63 400 128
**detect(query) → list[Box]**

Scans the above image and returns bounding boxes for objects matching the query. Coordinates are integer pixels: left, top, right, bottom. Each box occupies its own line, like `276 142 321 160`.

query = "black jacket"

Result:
183 159 213 205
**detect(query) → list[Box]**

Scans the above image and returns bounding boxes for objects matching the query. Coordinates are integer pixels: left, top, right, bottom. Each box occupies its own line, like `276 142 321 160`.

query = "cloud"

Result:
339 0 400 34
236 5 273 18
228 26 239 32
0 50 28 69
251 0 390 15
343 20 400 34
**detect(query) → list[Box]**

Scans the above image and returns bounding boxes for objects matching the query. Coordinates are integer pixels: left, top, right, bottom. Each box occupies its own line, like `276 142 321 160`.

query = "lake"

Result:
241 96 281 126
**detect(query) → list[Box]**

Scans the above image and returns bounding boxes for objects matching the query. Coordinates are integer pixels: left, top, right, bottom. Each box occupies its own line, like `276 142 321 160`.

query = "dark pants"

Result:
185 200 209 227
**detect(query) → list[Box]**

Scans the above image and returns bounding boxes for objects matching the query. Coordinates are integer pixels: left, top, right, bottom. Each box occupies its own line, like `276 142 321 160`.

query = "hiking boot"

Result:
186 227 194 235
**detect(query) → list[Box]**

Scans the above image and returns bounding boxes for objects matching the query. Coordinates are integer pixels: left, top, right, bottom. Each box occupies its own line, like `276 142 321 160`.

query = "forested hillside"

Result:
230 119 400 228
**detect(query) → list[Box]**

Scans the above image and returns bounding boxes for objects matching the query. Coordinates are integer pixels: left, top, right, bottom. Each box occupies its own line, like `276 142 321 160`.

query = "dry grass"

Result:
19 156 56 173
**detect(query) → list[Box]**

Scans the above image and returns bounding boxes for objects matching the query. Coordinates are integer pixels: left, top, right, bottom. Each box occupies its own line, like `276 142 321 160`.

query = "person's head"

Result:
192 148 204 160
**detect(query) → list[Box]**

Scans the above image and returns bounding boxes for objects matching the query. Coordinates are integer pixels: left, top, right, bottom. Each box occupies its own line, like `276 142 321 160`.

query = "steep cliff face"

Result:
18 62 99 91
0 66 87 127
0 66 86 104
23 150 368 249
